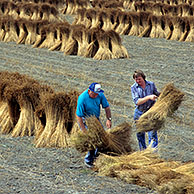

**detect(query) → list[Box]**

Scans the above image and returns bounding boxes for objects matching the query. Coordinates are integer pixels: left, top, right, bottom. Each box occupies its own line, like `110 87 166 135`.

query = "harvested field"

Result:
0 32 194 193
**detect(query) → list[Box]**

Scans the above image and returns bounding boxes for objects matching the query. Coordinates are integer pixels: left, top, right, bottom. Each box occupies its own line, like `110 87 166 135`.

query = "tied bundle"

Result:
71 116 133 155
95 149 194 194
136 83 184 132
34 91 79 148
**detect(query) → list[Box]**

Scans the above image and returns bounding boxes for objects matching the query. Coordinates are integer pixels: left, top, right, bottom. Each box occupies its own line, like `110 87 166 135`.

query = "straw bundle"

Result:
163 15 173 40
63 0 79 15
71 24 88 56
95 148 167 177
2 16 19 42
162 4 177 17
71 116 109 152
72 8 87 26
136 83 185 133
48 24 63 51
32 21 49 48
157 172 194 194
0 18 6 41
86 8 101 29
128 12 143 36
172 162 194 177
0 101 13 134
119 12 132 35
59 23 71 51
179 3 193 17
35 91 79 148
106 122 133 154
18 3 32 20
31 4 42 20
107 30 129 59
185 17 194 42
109 9 121 30
114 11 128 34
95 149 194 193
24 20 39 45
151 3 165 16
16 19 28 44
93 29 113 60
138 12 151 37
83 28 99 58
11 83 53 137
91 0 123 9
71 116 133 154
149 15 160 38
73 0 91 14
7 1 19 19
150 15 171 39
38 24 58 49
0 71 40 135
102 0 124 10
169 16 187 41
63 25 78 55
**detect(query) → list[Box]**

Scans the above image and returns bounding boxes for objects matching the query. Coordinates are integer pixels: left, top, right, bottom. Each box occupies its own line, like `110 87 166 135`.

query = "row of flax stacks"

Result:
73 7 194 41
62 0 194 42
0 0 129 60
0 71 79 148
0 71 133 155
122 0 194 9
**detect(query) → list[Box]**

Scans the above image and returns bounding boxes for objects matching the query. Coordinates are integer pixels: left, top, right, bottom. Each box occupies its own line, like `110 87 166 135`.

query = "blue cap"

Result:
89 83 104 94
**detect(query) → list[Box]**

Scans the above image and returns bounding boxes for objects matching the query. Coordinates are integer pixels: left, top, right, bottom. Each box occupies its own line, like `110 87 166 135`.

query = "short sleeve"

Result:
76 96 85 117
101 94 109 108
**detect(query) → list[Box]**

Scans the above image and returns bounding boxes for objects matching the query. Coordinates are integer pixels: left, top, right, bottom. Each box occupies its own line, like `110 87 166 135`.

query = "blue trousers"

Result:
134 108 158 151
78 117 99 164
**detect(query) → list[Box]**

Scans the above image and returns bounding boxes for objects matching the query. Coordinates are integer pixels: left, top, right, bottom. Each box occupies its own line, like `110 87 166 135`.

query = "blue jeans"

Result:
134 108 158 151
78 117 100 164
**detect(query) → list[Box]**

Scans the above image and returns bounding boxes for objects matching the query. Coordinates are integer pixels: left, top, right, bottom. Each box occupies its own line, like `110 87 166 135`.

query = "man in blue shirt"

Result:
76 82 112 167
131 70 160 151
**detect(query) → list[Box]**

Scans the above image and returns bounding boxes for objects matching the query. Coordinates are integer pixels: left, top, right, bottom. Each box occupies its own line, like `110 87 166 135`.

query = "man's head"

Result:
133 70 146 86
88 82 104 98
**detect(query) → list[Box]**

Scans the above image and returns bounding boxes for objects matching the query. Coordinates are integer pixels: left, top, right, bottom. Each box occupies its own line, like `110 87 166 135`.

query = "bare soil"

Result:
0 35 194 193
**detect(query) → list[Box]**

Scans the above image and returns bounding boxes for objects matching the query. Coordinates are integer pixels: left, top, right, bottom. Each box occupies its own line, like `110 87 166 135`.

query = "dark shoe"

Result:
84 161 93 168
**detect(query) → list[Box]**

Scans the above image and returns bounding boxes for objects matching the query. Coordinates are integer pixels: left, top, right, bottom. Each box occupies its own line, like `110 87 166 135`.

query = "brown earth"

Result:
0 34 194 193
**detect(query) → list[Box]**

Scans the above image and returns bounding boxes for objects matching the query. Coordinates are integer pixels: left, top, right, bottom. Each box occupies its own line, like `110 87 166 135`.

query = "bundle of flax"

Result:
0 71 41 135
71 116 133 155
95 149 194 193
136 83 185 132
34 91 79 148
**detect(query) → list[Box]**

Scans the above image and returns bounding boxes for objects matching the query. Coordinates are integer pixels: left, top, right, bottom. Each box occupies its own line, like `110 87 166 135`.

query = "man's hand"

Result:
149 94 158 101
106 119 112 129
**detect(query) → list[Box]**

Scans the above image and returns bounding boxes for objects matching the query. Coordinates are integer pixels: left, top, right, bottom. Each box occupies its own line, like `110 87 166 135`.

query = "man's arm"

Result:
76 115 87 133
105 106 112 128
137 95 158 105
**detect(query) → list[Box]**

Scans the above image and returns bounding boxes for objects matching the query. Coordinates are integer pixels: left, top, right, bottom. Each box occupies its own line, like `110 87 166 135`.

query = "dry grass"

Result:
34 91 79 148
95 148 194 193
136 83 185 132
71 116 133 155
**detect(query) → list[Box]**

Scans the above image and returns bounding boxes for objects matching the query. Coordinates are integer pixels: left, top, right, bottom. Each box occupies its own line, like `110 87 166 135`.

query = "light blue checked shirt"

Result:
131 80 159 112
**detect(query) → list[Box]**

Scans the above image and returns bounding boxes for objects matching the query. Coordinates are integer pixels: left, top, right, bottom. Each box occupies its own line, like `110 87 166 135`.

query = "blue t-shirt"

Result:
131 80 159 111
76 89 109 118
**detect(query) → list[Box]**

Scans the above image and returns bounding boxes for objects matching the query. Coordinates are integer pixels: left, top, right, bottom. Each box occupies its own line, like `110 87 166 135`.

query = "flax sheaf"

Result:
136 82 184 133
71 116 133 155
34 91 79 148
95 148 194 194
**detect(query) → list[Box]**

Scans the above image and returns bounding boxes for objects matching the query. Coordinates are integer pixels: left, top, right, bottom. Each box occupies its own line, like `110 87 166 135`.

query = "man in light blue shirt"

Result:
131 70 160 151
76 82 112 167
